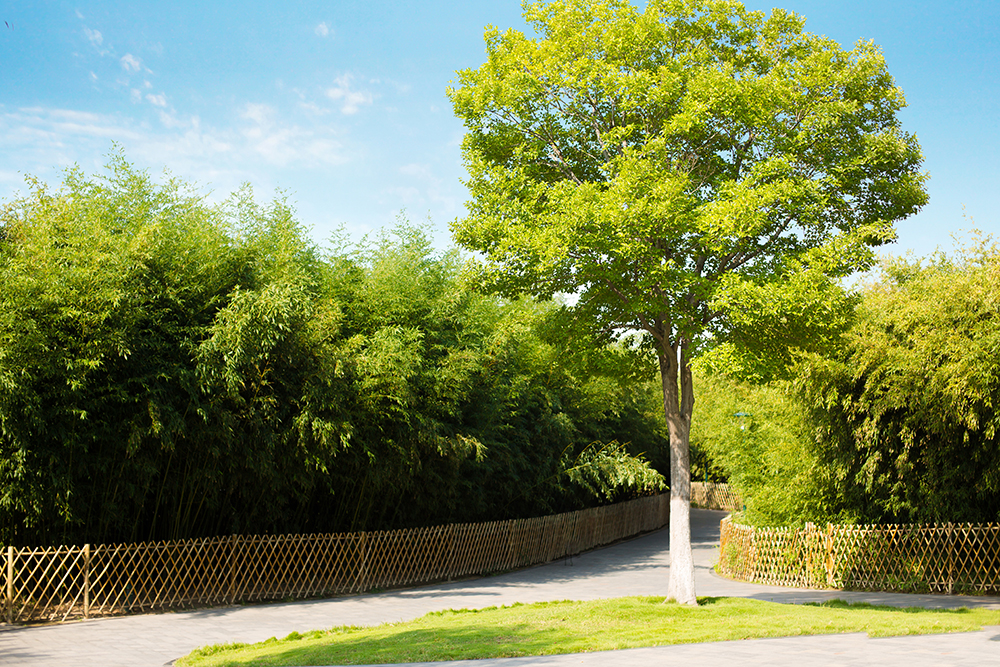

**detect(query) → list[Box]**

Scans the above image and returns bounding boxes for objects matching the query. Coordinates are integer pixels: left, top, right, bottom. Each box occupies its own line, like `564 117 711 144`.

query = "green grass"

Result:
177 597 1000 666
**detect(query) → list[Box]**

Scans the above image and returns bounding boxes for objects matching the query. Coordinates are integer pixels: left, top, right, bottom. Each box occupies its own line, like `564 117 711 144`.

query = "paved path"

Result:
1 509 998 666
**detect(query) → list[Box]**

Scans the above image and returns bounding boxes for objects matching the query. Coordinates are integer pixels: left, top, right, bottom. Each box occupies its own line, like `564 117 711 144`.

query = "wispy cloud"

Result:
0 102 348 204
239 103 347 167
120 53 142 73
146 93 168 107
325 75 373 115
83 26 103 47
315 22 331 38
299 100 330 116
82 26 110 57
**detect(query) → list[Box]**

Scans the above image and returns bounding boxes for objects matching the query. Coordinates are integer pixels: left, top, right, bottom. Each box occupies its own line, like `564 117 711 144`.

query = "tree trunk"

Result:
659 340 697 605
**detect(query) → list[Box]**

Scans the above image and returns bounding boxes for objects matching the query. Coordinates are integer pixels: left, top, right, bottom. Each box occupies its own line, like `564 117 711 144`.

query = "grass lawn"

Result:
177 596 1000 666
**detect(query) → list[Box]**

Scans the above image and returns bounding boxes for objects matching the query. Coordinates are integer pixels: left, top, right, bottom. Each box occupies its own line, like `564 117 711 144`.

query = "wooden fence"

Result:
719 516 1000 595
690 482 741 512
2 494 668 625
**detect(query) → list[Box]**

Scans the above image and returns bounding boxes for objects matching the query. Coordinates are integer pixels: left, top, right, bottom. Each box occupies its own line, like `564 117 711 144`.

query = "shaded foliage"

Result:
0 157 664 546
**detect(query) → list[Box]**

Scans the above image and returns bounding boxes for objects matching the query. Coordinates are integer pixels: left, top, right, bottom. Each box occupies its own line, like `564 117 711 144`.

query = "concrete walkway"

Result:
1 509 997 666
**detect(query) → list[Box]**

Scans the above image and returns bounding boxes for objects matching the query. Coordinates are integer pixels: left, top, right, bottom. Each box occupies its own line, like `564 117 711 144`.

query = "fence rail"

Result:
2 494 668 625
719 516 1000 595
690 482 741 512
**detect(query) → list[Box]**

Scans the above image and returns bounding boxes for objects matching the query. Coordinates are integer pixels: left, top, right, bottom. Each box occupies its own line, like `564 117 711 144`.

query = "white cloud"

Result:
315 22 331 38
130 89 142 103
299 101 329 116
158 110 184 128
4 108 146 145
146 93 168 107
120 53 142 73
0 107 234 193
0 102 350 218
241 103 273 127
90 72 99 82
239 102 347 167
75 10 85 19
83 27 103 47
325 75 373 115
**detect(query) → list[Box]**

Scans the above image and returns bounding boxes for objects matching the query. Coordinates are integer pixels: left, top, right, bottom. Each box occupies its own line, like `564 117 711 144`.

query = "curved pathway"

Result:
0 509 997 666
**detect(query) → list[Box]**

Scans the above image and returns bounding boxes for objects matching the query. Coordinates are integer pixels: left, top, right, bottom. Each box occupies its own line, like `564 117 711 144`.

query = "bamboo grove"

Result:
691 234 1000 527
0 155 667 547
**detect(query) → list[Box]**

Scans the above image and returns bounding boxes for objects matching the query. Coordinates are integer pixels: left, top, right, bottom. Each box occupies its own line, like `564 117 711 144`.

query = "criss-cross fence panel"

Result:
4 546 90 623
691 482 742 512
2 493 668 625
719 517 1000 595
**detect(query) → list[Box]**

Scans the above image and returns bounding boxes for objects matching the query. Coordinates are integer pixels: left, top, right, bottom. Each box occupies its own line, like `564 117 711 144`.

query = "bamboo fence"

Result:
1 494 668 625
719 516 1000 595
690 482 741 512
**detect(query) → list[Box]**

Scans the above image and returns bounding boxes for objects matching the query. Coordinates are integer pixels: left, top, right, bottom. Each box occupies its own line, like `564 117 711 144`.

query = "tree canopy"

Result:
449 0 927 603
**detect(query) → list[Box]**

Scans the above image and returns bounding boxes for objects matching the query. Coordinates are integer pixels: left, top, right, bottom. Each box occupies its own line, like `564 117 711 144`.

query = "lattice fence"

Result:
2 494 668 624
719 516 1000 595
691 482 742 512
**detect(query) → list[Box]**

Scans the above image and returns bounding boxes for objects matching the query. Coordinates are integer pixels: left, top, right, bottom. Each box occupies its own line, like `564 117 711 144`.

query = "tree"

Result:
448 0 927 603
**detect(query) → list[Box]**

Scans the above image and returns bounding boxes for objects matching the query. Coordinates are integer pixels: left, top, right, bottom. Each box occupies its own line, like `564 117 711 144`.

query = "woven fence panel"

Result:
719 517 1000 595
2 494 668 624
691 482 742 512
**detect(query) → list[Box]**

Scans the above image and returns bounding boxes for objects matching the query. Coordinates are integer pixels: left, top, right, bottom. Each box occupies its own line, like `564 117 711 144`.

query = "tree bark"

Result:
659 339 697 605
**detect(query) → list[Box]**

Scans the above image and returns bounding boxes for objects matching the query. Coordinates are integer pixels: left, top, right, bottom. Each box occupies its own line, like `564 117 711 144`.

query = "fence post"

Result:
445 524 455 582
228 535 236 605
947 522 954 595
803 523 814 587
358 531 368 593
825 523 835 587
83 544 91 619
6 545 13 624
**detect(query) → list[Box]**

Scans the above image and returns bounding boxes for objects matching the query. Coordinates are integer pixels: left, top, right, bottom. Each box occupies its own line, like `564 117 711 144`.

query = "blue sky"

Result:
1 0 997 259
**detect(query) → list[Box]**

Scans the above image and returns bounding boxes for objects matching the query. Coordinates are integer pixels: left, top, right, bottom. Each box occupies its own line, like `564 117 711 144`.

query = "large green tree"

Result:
449 0 927 603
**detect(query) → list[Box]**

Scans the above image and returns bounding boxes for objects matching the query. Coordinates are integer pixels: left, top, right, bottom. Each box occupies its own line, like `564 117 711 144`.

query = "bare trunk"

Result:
659 339 697 605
